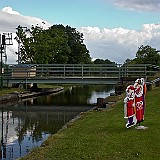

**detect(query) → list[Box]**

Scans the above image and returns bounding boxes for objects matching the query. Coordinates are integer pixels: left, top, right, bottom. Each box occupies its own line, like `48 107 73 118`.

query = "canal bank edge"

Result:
0 87 64 104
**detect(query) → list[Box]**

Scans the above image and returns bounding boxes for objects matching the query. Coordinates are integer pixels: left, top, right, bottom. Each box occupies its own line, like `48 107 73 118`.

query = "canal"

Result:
0 84 115 160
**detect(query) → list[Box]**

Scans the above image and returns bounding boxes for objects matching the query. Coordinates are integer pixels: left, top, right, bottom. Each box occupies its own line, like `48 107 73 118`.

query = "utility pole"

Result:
0 46 3 88
0 34 5 88
1 107 4 159
0 33 13 88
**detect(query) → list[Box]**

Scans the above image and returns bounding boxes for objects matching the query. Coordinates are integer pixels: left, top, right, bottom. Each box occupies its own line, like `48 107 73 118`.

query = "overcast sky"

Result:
1 0 160 64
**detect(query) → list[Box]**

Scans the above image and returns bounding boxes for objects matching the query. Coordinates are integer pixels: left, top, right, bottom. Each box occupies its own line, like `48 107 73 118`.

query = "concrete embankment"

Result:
0 87 64 105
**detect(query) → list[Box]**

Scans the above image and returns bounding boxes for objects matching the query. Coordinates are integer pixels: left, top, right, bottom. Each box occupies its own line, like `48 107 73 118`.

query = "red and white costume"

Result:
134 78 145 124
124 85 137 128
124 78 146 128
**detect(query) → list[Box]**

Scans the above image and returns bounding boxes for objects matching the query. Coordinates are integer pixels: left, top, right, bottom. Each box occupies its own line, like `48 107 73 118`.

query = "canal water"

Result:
0 85 115 160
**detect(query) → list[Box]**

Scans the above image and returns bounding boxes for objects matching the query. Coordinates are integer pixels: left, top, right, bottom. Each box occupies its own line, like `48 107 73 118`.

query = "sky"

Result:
1 0 160 64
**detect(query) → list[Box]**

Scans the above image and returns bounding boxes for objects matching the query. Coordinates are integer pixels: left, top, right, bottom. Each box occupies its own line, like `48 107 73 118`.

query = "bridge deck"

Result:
6 77 120 85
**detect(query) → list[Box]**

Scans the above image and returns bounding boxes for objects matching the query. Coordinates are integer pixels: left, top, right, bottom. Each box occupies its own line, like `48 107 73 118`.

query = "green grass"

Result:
0 88 24 96
20 87 160 160
0 84 61 96
35 83 76 91
37 84 61 88
0 84 79 97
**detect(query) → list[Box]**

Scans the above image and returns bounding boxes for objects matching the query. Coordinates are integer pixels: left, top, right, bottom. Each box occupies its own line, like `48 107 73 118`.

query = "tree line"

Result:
15 24 160 66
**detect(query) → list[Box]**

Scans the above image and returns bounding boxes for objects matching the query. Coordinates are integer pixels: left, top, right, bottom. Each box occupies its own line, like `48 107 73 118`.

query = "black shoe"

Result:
126 122 134 128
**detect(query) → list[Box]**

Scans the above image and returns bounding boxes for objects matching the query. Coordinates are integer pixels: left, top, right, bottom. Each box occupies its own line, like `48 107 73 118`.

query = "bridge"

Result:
1 63 160 86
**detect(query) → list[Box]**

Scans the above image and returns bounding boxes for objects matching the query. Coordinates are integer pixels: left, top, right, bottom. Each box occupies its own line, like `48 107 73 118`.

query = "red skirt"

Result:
135 96 144 123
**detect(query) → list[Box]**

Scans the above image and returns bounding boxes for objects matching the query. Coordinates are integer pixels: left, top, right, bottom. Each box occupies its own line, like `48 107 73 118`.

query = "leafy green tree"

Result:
94 58 115 64
123 45 160 66
15 24 91 64
123 58 136 65
94 59 104 64
135 45 160 65
65 25 91 64
45 25 71 64
15 25 58 64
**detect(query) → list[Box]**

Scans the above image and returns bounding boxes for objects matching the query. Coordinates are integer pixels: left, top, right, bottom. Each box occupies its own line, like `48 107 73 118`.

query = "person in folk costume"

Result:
124 85 137 128
134 78 145 125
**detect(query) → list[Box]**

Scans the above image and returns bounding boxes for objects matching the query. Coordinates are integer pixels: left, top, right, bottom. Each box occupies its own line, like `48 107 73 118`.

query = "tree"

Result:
123 58 136 65
45 25 71 64
94 58 115 64
65 25 91 64
15 24 91 64
135 45 160 65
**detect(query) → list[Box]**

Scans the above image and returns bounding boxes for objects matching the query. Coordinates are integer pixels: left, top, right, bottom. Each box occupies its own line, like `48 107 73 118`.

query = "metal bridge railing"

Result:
1 63 159 85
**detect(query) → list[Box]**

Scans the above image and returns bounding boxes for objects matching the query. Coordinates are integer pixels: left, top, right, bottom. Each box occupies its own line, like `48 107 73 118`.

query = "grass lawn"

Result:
20 86 160 160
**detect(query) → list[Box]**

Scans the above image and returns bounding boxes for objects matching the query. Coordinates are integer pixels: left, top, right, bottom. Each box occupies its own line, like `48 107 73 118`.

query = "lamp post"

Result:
16 26 28 65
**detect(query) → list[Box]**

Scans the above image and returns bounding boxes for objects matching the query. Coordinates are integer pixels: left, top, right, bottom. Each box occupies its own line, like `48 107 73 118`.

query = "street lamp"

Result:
16 26 28 65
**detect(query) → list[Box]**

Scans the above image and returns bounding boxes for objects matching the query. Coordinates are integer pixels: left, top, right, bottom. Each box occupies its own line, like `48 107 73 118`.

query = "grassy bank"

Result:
20 86 160 160
0 88 24 96
0 84 62 96
0 84 74 97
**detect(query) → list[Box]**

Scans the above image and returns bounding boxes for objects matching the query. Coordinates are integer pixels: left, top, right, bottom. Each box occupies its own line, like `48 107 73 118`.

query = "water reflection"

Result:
88 85 115 104
0 107 50 159
27 85 115 106
0 85 115 159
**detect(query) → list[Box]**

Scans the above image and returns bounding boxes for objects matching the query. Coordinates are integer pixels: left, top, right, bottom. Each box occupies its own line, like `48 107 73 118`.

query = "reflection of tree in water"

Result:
62 85 115 105
1 85 114 159
13 85 115 143
32 85 115 106
14 112 43 143
2 85 115 144
13 109 77 144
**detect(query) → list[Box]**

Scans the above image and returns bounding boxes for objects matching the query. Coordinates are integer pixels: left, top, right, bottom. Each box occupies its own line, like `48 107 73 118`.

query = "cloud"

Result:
1 7 160 64
109 0 160 12
80 24 160 63
2 6 20 15
0 7 52 63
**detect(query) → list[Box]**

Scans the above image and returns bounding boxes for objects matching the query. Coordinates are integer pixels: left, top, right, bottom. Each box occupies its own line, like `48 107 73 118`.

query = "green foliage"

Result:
15 24 91 64
0 88 24 96
124 45 160 66
123 58 137 65
94 58 115 64
133 45 160 65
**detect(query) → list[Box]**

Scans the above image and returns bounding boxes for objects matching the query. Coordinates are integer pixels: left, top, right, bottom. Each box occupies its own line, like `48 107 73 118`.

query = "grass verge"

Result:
0 88 24 96
0 84 62 96
20 86 160 160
